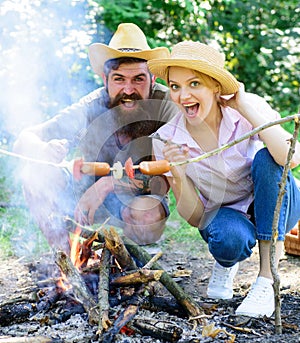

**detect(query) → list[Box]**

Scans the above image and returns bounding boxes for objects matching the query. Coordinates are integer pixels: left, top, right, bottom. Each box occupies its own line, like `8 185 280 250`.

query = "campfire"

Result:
1 223 300 342
0 224 239 342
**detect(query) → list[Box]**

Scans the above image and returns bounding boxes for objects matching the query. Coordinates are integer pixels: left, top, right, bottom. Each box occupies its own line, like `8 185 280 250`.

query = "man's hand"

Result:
74 176 114 225
41 139 69 163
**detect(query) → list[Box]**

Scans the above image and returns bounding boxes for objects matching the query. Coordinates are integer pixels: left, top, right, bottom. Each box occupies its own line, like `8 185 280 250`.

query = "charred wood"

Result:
55 250 99 325
0 288 61 326
99 284 147 342
0 302 36 326
0 336 62 343
131 316 183 342
141 296 186 317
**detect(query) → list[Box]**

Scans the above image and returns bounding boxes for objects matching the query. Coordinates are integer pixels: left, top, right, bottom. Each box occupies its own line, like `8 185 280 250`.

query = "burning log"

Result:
68 226 206 322
99 284 147 343
98 246 112 334
103 227 137 271
110 269 164 286
55 250 99 325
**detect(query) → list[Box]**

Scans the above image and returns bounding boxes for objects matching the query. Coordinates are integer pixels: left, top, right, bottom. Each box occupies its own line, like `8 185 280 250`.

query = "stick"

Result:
171 113 300 167
143 251 163 269
1 114 299 173
270 117 300 334
99 285 146 343
97 247 112 335
110 269 164 286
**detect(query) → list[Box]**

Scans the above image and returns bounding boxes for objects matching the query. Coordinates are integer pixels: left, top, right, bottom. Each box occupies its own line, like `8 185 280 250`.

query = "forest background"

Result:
0 0 299 255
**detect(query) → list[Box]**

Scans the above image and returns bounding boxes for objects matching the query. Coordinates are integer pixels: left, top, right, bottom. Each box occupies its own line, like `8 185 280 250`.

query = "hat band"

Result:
117 48 142 52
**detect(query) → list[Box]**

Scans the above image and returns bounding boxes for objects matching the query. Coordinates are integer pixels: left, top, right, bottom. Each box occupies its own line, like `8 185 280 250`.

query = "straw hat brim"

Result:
148 58 239 95
89 44 170 76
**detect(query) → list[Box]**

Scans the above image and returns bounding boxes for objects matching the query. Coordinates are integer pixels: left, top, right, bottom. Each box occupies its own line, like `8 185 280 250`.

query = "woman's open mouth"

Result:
183 103 199 118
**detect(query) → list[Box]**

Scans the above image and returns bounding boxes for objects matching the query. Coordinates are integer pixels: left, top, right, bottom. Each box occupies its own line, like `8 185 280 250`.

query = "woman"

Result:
147 41 300 318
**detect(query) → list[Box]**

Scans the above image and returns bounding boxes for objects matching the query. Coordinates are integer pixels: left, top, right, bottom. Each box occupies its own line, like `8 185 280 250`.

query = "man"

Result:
14 23 177 252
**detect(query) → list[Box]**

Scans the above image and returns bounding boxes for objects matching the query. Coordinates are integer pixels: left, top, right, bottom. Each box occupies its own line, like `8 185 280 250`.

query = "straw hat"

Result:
147 41 239 95
88 23 170 76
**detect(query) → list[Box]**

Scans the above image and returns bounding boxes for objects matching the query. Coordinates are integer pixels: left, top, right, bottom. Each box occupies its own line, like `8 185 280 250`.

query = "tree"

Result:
94 0 300 113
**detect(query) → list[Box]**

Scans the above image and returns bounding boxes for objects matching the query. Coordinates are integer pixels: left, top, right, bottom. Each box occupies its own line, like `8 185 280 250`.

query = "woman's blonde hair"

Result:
193 70 221 93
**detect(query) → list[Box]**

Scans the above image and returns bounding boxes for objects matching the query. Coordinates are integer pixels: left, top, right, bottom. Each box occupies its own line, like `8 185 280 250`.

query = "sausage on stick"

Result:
73 158 171 180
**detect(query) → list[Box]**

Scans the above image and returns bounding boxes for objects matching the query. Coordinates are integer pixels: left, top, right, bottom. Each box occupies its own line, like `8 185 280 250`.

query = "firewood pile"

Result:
1 226 300 343
0 226 240 343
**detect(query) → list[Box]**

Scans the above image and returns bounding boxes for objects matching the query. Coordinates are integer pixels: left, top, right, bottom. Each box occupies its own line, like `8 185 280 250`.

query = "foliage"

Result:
95 0 299 113
208 0 300 114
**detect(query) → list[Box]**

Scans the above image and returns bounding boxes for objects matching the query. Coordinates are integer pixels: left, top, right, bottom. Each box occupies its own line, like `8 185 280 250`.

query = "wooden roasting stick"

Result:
55 250 99 325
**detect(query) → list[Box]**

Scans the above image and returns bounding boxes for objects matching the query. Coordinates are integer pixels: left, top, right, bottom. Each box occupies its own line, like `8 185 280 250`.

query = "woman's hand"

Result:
219 82 247 112
162 142 190 179
219 83 276 123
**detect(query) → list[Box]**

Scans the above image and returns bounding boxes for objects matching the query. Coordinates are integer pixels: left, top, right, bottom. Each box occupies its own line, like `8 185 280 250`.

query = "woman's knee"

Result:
202 208 256 266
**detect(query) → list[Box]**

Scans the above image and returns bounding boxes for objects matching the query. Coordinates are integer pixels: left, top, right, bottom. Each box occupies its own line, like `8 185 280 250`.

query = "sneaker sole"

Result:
207 291 233 300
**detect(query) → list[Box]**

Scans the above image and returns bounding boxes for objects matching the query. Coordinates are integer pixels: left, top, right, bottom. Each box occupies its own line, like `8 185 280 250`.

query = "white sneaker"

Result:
207 262 239 300
235 276 274 317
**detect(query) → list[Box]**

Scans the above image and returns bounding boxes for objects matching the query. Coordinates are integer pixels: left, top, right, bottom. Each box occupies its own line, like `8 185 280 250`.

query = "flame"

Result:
70 226 83 269
56 272 71 291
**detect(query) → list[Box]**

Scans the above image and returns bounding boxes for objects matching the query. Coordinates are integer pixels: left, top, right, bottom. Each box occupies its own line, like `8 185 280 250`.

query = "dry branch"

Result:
111 269 164 286
173 113 300 167
97 247 112 334
270 117 300 334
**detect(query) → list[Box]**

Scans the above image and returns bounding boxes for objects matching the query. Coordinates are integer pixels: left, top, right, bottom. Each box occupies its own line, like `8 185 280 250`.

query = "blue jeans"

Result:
199 148 300 267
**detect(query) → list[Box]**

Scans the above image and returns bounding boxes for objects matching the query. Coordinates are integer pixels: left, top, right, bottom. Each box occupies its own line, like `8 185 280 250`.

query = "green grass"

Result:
161 190 204 253
0 155 50 258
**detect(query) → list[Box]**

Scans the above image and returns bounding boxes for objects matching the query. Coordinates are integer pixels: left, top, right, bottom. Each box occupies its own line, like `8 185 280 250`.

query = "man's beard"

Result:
105 89 157 138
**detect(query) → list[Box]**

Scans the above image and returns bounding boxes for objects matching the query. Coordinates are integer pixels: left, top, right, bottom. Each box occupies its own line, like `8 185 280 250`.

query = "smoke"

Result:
0 0 100 255
0 0 97 141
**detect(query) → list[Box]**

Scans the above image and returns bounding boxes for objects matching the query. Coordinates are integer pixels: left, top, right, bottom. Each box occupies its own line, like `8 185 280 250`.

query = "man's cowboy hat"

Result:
148 41 239 95
88 23 170 76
